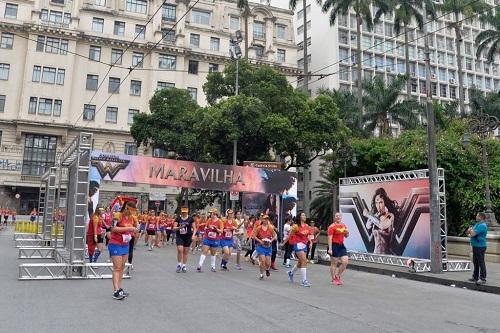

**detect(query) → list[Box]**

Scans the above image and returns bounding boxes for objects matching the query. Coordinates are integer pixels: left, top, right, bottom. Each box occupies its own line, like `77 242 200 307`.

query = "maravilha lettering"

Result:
149 164 245 185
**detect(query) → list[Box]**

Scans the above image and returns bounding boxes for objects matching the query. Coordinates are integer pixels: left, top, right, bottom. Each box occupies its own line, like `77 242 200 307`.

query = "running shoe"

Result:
301 280 311 287
235 264 242 270
259 274 264 280
287 270 294 283
211 267 217 272
285 264 291 268
182 266 187 273
266 269 270 277
176 265 182 273
148 245 153 251
196 266 202 273
333 277 341 285
336 278 344 285
112 290 125 300
221 265 228 271
118 288 129 297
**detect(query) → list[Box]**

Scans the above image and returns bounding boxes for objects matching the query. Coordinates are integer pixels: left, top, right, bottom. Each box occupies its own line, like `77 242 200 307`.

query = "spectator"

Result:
467 212 488 285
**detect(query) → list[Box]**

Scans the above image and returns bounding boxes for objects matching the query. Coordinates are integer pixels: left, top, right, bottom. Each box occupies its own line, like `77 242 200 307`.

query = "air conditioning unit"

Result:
411 72 416 77
431 74 437 79
449 79 456 84
386 67 392 72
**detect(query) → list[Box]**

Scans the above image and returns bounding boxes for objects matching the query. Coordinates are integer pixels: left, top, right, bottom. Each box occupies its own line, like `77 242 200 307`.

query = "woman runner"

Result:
253 215 277 280
146 210 158 251
109 201 137 300
287 212 312 287
165 214 175 245
220 209 237 271
190 213 203 254
244 216 256 262
197 209 223 272
327 213 350 285
174 207 195 273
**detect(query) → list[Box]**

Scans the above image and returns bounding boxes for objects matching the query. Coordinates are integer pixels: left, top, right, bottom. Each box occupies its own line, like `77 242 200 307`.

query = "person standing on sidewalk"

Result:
281 218 292 267
467 212 488 284
327 213 349 286
307 219 321 264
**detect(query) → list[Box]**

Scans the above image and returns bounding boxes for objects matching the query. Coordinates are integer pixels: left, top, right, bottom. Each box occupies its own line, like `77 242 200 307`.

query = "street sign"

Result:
154 201 161 207
243 161 281 170
230 191 239 201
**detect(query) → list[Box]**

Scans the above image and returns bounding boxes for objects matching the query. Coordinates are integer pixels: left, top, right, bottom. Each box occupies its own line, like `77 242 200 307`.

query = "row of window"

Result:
32 66 65 85
28 97 62 117
92 17 146 39
40 9 71 25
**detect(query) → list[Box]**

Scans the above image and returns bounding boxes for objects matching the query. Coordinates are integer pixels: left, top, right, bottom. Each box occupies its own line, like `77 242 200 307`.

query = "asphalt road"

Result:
1 229 499 333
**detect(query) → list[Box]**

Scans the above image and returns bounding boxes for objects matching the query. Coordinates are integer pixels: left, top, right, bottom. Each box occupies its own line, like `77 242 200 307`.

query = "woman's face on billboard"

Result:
375 195 386 213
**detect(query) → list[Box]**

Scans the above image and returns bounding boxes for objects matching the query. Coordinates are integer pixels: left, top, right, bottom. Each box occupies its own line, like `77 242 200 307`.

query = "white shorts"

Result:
232 236 243 251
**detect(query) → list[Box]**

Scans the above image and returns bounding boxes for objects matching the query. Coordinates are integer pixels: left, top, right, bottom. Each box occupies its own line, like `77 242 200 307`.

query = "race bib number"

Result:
148 224 155 229
166 226 172 230
207 231 217 239
225 231 232 238
308 235 314 240
296 242 306 250
179 227 187 235
122 234 132 243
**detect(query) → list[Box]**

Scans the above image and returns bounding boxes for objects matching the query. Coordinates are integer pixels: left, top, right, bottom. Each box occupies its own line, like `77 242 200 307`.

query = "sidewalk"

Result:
317 257 500 295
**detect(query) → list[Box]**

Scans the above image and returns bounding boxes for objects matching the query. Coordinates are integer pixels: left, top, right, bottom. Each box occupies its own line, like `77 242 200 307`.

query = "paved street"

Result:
1 228 499 333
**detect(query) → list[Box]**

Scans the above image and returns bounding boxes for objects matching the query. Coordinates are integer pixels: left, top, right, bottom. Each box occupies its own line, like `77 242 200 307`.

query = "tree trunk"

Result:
244 15 249 60
356 11 363 126
454 16 465 116
302 0 309 95
404 25 411 99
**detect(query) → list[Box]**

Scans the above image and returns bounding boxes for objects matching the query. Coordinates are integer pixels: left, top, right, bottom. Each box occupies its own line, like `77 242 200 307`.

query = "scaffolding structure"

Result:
338 169 471 273
16 133 131 280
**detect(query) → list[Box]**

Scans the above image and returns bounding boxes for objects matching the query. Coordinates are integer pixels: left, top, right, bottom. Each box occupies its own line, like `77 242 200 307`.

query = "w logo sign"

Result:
91 153 130 180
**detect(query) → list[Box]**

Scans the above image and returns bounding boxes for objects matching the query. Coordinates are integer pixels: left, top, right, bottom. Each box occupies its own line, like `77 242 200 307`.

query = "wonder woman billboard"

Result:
90 151 296 195
339 174 431 259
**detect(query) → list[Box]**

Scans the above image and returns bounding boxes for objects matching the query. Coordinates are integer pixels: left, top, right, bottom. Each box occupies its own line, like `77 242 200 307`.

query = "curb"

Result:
317 259 500 295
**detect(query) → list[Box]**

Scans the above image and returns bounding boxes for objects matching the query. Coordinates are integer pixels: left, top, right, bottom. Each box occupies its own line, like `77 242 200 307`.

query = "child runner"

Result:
174 207 195 273
287 211 312 287
253 215 277 280
327 213 349 285
197 209 223 272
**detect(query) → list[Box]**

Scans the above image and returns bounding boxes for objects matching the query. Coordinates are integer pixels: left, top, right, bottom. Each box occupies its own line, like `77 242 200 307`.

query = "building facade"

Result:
272 0 500 215
0 0 299 213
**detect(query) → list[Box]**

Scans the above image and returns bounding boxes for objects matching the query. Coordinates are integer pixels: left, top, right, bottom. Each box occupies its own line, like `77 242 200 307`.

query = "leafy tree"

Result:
310 172 336 229
391 0 436 98
362 74 422 137
433 100 459 129
475 8 500 63
468 88 500 118
320 0 389 116
437 0 491 116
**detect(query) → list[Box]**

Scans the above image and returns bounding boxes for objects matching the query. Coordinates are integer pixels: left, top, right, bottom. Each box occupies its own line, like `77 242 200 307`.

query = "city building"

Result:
272 0 500 215
0 0 299 213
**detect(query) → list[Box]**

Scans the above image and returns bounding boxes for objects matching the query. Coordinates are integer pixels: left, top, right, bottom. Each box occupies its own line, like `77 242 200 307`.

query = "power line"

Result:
302 1 498 88
76 0 201 128
291 0 486 86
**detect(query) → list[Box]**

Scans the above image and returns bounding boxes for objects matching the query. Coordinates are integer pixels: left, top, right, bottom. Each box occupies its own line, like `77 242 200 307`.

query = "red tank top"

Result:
109 213 133 246
146 216 157 230
256 225 274 241
205 219 220 240
222 220 235 240
294 224 311 245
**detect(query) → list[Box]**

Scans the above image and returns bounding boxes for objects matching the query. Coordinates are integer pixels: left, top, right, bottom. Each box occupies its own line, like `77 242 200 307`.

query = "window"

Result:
38 98 53 115
162 29 175 43
42 67 56 84
132 52 143 68
162 4 176 21
277 49 286 63
45 37 60 53
190 33 200 48
375 55 384 69
192 10 210 25
126 0 147 14
86 74 98 90
447 54 455 66
254 21 265 39
339 66 349 81
125 109 138 126
22 134 58 176
0 32 13 49
210 37 220 51
28 97 38 114
362 35 371 49
111 49 123 65
157 81 174 90
188 60 198 74
419 80 427 94
53 100 62 117
89 45 101 61
230 16 240 30
439 68 446 81
297 25 303 35
338 14 347 27
375 37 384 52
56 69 65 85
339 48 349 62
0 95 4 112
83 104 95 121
106 106 118 123
440 84 447 97
255 45 264 58
339 30 348 45
0 63 9 80
153 147 167 158
130 80 141 96
208 63 219 72
30 65 41 82
446 38 454 51
92 17 104 32
48 10 62 24
187 87 197 101
95 0 106 6
114 21 125 36
374 22 383 35
384 23 392 36
450 86 456 98
60 40 68 55
109 77 120 93
135 24 145 39
51 0 65 4
4 3 18 19
431 82 437 96
276 24 286 39
159 54 176 69
124 143 138 155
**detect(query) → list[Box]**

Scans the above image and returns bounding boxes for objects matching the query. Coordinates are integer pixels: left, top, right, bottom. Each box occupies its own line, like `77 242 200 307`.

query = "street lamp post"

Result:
464 113 499 228
332 145 357 215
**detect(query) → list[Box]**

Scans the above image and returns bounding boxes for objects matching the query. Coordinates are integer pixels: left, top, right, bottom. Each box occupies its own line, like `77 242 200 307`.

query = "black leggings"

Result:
244 239 255 257
166 231 172 242
283 242 292 264
271 240 277 263
307 243 317 260
128 236 135 264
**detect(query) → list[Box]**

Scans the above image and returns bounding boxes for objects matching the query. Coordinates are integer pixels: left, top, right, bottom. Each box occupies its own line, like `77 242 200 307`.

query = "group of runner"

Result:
89 199 350 300
0 207 16 225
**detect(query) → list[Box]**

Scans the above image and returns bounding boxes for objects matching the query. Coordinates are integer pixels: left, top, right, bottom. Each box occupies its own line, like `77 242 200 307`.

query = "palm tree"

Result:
362 74 422 137
321 0 390 117
475 8 500 63
289 0 310 94
391 0 436 99
437 0 490 116
310 171 336 229
237 0 251 60
468 88 500 118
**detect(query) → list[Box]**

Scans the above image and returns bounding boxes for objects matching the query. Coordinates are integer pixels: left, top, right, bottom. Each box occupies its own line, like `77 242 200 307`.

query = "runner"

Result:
253 215 277 280
281 217 292 267
233 212 246 270
192 213 206 253
92 206 105 263
220 209 237 271
307 219 321 264
103 206 113 247
86 206 101 263
109 201 136 300
11 209 17 226
165 214 175 245
197 209 223 272
190 213 201 254
173 207 195 273
137 210 146 243
3 207 9 224
244 216 256 263
128 210 139 269
327 213 349 285
30 208 37 223
287 211 312 287
157 211 167 246
146 210 158 251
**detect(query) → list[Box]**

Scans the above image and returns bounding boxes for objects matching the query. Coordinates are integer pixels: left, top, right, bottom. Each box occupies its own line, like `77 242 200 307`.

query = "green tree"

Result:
468 88 500 118
391 0 436 98
475 8 500 63
236 0 250 60
437 0 491 116
310 171 336 229
433 100 459 129
362 74 422 137
320 0 389 115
